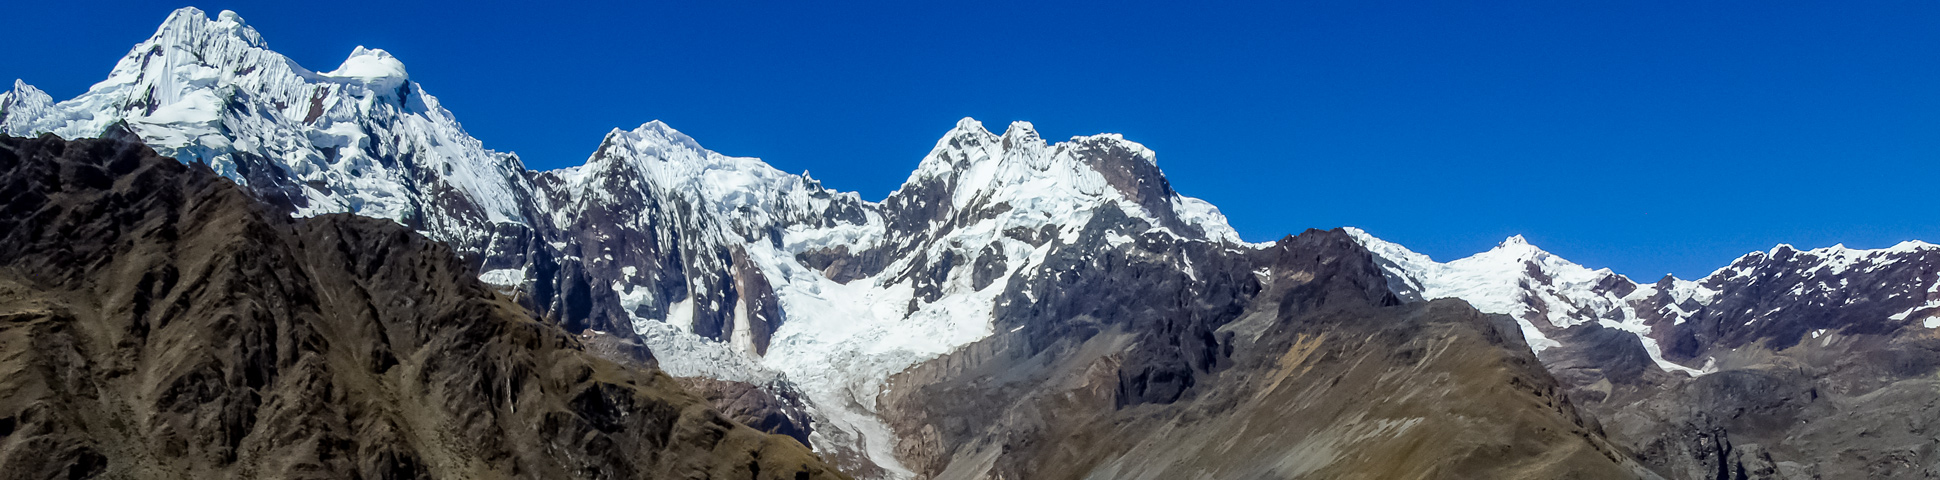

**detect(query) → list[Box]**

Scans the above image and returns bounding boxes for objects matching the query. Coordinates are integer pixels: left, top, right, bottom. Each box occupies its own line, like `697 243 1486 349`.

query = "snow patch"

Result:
478 268 525 286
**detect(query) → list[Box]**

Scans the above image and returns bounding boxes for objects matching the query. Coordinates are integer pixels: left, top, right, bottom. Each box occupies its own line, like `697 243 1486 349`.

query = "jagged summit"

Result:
886 116 1240 243
599 119 712 159
154 7 266 48
999 120 1040 144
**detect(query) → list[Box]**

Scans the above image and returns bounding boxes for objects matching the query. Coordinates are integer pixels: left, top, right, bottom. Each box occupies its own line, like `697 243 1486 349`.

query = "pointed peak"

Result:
2 79 55 126
628 120 691 142
1483 234 1551 259
1000 120 1044 149
635 119 676 133
953 116 986 132
605 120 706 154
4 79 47 100
909 118 996 175
938 117 998 143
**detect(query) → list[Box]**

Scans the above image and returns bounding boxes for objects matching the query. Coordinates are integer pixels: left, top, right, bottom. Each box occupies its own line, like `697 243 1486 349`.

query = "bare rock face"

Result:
0 134 848 480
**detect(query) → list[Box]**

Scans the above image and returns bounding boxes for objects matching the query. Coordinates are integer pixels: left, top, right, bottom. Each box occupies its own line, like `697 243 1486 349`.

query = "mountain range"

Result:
4 7 1936 479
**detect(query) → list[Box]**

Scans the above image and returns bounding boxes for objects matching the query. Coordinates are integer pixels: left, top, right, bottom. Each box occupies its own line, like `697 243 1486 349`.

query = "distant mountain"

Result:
1350 229 1940 478
7 6 1935 479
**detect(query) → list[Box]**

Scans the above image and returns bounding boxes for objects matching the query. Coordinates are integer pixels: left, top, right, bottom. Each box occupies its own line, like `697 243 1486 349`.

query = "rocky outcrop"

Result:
0 134 847 479
673 377 816 448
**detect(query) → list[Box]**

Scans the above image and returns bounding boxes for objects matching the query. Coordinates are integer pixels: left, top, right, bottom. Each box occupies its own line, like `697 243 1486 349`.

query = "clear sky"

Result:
5 1 1937 279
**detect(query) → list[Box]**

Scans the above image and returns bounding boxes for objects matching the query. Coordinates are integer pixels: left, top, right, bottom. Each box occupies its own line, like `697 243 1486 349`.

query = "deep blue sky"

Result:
5 1 1937 279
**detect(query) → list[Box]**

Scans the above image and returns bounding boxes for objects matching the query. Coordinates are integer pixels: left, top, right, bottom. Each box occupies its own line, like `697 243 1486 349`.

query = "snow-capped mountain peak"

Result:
1347 229 1689 367
1471 235 1545 263
0 80 53 126
999 120 1041 146
576 119 835 236
155 7 265 49
324 46 411 93
611 120 711 158
883 116 1241 246
905 117 998 181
